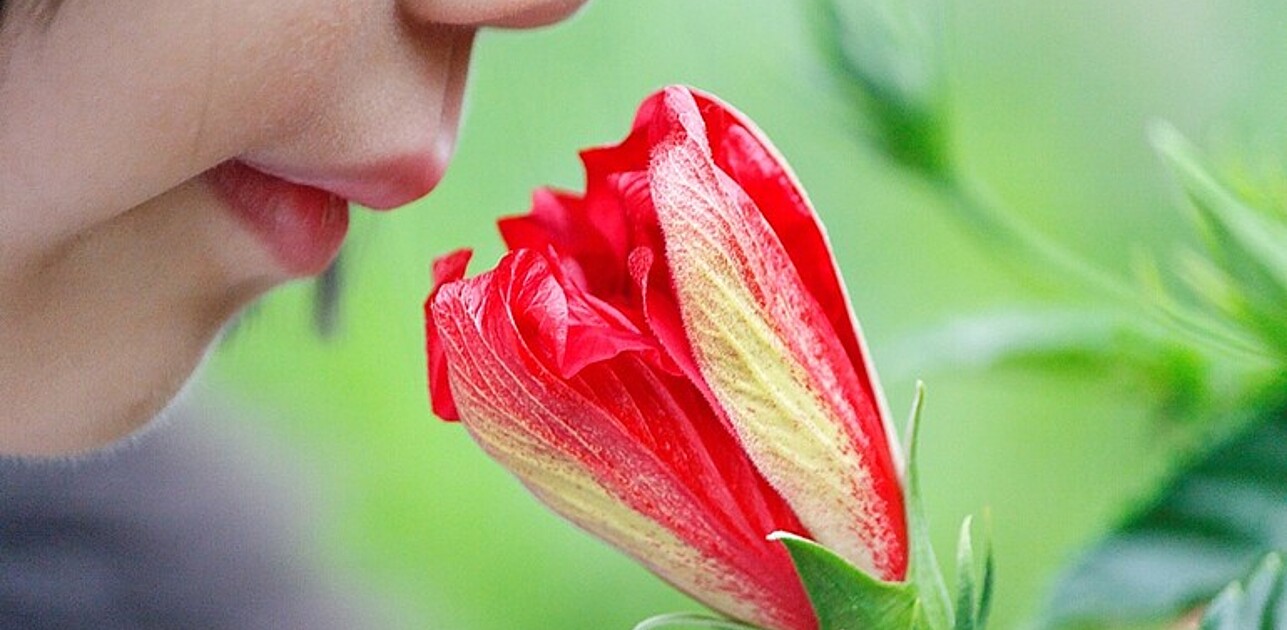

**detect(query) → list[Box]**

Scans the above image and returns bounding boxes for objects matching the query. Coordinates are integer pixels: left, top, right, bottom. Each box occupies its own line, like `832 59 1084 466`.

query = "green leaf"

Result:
886 310 1134 374
1039 391 1287 628
1151 124 1287 290
1199 553 1286 630
1132 251 1271 365
632 613 765 630
771 532 927 630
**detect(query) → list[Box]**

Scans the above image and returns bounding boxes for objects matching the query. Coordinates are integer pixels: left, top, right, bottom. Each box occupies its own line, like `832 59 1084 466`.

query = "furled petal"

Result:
429 249 817 630
645 86 908 580
426 249 474 421
499 188 631 300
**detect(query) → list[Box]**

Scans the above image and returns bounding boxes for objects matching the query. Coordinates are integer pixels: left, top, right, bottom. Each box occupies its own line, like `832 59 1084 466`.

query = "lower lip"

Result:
206 161 349 277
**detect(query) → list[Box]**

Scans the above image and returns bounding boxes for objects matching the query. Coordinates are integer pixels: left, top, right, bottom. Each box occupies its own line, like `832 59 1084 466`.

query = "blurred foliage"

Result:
1200 553 1287 630
1041 393 1287 628
808 0 949 177
205 1 1287 629
1148 123 1287 364
812 0 1164 308
816 0 1287 627
1031 136 1287 629
883 309 1217 424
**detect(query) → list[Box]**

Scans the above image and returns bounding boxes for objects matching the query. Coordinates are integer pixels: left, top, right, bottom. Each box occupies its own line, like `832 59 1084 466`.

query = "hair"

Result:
1 0 65 30
314 257 343 337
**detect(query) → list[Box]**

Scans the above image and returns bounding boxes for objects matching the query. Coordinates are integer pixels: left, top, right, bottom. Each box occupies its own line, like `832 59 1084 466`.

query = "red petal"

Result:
632 88 893 447
499 188 632 300
430 250 817 630
700 94 871 386
645 86 908 579
425 249 473 421
689 93 910 572
514 247 659 379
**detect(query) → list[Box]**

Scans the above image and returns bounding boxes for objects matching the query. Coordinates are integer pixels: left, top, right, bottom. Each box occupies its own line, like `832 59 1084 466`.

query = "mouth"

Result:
206 161 351 277
206 144 458 276
206 151 454 276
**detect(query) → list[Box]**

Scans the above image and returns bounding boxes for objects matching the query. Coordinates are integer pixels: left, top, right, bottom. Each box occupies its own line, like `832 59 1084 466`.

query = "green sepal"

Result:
631 612 765 630
770 532 928 630
905 382 955 630
1199 553 1286 630
953 515 995 630
976 527 995 630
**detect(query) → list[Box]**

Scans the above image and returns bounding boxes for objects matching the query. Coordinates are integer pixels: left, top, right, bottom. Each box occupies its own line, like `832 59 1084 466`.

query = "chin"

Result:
77 345 216 459
0 183 287 457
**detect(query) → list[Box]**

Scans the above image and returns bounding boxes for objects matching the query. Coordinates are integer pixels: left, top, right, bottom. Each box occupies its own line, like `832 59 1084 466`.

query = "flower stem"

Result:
926 169 1274 365
930 171 1137 303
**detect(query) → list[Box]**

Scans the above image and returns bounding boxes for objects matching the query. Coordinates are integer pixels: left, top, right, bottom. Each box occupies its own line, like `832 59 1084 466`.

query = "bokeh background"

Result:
197 1 1287 628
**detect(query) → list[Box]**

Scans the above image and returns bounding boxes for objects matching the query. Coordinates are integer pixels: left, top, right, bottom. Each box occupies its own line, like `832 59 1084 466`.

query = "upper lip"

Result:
236 28 473 211
241 155 446 210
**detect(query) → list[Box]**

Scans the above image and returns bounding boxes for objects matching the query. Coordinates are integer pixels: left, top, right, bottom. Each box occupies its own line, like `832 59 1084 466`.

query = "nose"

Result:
399 0 589 29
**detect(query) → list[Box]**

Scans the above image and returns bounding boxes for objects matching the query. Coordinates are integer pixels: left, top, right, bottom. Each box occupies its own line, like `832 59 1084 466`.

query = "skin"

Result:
0 0 587 455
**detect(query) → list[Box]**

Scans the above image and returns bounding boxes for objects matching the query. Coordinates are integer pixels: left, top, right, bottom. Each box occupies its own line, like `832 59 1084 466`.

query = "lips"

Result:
207 151 454 276
242 155 449 212
207 161 351 277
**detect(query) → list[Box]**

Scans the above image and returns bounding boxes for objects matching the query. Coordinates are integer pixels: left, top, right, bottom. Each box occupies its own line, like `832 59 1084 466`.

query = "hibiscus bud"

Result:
427 86 908 630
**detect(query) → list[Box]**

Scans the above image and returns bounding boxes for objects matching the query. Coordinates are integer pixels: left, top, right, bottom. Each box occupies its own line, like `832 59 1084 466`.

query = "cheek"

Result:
0 0 368 250
209 0 370 145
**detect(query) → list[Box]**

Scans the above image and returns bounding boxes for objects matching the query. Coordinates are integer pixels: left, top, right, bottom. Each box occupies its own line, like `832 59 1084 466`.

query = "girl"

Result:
0 0 588 454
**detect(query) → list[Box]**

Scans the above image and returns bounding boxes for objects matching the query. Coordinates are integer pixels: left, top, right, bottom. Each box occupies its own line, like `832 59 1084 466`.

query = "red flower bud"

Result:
427 86 908 630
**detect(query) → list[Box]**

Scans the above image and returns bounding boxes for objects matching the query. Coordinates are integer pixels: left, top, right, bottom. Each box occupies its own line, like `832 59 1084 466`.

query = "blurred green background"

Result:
202 1 1287 628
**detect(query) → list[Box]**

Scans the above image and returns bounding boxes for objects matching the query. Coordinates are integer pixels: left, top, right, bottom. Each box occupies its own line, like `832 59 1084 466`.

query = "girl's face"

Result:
0 0 586 454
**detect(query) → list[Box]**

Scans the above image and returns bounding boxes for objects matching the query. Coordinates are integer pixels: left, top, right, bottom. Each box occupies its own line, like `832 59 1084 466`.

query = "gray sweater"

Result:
0 400 375 630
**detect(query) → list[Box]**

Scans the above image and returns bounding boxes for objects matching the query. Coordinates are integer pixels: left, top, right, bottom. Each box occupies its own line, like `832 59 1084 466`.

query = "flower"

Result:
426 86 908 630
